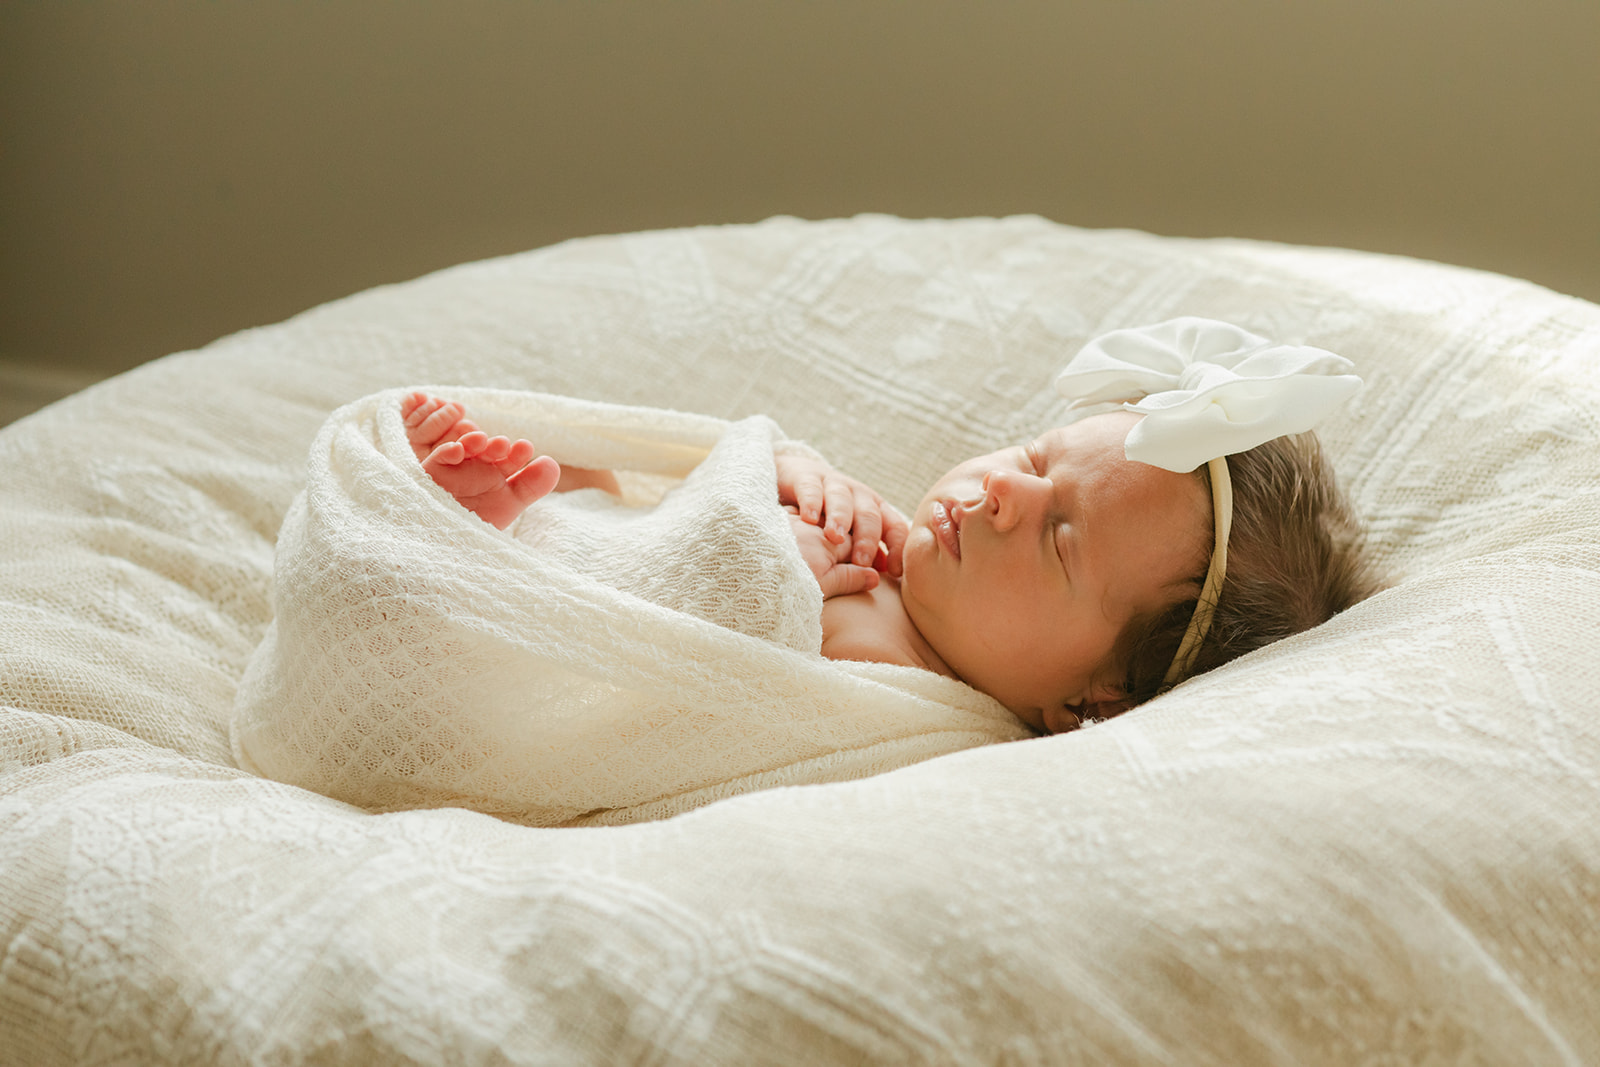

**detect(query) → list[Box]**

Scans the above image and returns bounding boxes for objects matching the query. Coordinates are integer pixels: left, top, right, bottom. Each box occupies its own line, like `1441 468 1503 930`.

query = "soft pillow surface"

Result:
2 215 1596 1064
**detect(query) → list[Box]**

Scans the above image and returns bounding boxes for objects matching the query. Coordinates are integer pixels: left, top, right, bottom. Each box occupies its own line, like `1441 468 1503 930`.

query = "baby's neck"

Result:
817 577 959 681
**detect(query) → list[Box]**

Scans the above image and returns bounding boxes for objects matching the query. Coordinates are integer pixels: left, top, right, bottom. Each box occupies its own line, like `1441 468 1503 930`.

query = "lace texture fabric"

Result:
231 387 1023 824
3 215 1599 1064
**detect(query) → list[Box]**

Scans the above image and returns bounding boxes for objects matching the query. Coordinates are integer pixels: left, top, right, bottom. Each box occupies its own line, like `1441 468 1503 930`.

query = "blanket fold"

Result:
231 388 1028 825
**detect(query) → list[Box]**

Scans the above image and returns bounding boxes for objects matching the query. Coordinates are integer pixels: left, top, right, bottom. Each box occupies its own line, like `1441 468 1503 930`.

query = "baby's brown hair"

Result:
1117 431 1387 707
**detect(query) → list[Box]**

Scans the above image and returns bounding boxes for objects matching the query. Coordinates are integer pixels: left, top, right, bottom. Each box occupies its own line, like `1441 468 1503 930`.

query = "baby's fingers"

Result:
787 473 825 526
818 563 880 599
849 494 884 567
821 477 855 544
880 503 909 577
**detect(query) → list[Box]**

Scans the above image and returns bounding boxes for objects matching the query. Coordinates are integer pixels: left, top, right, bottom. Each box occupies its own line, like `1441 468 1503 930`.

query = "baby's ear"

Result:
1077 682 1135 723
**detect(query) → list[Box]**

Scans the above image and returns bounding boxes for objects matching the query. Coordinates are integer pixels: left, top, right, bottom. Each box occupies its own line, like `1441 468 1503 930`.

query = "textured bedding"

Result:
231 387 1023 825
3 215 1598 1064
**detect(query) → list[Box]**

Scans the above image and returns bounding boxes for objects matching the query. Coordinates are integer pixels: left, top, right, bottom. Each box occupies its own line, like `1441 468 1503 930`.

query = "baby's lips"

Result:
930 500 963 560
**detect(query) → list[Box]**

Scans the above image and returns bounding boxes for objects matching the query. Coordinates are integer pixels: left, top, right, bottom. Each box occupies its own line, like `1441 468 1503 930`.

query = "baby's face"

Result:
899 411 1210 733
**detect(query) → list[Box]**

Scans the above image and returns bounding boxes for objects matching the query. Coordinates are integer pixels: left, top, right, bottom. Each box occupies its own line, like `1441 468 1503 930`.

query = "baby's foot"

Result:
400 392 561 530
402 393 480 460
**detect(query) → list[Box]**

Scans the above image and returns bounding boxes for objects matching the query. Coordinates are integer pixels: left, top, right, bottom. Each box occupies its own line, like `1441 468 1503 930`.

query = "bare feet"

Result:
400 392 561 530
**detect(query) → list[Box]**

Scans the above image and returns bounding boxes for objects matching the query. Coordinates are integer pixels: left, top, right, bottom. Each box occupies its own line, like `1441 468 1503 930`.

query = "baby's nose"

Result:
984 470 1048 532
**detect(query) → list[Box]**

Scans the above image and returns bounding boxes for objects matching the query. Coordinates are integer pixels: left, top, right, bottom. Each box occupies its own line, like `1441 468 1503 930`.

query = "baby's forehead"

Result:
1031 412 1142 458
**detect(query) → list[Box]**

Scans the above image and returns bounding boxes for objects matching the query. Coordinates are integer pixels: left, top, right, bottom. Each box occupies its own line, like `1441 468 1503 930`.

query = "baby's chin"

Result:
896 529 937 596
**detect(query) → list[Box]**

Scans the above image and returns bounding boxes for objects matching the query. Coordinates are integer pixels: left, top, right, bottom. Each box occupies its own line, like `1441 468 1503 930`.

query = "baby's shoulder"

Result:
818 581 924 669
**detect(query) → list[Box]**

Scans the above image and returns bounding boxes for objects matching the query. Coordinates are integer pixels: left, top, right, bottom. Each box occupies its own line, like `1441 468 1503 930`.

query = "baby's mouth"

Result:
932 499 963 560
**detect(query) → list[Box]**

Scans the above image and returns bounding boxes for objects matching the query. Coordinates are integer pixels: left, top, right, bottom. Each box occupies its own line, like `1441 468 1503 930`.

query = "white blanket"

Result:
4 215 1598 1064
231 387 1028 825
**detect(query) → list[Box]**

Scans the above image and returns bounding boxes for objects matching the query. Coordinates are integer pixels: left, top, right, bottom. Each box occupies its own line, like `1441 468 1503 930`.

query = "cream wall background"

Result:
2 1 1597 398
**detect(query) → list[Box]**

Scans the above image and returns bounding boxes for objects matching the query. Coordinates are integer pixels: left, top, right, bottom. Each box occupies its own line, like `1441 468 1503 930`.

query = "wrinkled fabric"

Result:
232 387 1023 825
3 215 1598 1065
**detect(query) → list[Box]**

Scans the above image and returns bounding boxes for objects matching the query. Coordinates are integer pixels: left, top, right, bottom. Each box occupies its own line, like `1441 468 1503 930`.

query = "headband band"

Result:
1162 456 1232 689
1053 317 1360 689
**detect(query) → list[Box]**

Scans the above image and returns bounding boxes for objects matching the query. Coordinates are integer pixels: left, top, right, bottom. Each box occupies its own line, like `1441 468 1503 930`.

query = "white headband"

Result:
1054 317 1361 688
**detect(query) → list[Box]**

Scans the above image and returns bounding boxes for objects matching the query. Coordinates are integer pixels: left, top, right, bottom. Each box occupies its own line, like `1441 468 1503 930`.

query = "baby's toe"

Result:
409 401 463 447
480 436 513 463
443 418 479 443
502 439 536 469
403 395 444 428
423 440 466 468
508 455 561 506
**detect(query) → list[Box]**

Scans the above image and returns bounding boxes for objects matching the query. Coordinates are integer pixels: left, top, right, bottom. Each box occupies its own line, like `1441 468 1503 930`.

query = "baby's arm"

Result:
787 510 881 599
776 453 908 578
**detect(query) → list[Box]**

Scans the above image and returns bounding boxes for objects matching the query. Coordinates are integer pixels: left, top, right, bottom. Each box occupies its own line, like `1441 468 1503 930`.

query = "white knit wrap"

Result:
10 217 1600 1064
230 386 1028 825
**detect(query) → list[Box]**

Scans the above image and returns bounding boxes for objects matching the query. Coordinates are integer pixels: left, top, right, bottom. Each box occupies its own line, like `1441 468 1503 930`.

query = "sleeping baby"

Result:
399 317 1385 735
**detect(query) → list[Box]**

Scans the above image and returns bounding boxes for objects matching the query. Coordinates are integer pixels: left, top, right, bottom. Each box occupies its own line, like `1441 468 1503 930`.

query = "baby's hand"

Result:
787 510 881 599
776 453 909 578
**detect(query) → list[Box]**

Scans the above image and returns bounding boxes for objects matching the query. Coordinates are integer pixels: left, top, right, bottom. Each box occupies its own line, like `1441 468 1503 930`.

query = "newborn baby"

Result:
401 341 1381 736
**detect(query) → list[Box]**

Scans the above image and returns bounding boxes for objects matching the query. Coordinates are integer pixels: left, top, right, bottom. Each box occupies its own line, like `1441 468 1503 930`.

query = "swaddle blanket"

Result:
231 386 1028 825
8 216 1600 1063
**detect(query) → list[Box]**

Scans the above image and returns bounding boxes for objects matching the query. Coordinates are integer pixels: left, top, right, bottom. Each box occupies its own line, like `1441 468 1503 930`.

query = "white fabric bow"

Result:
1054 317 1362 473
